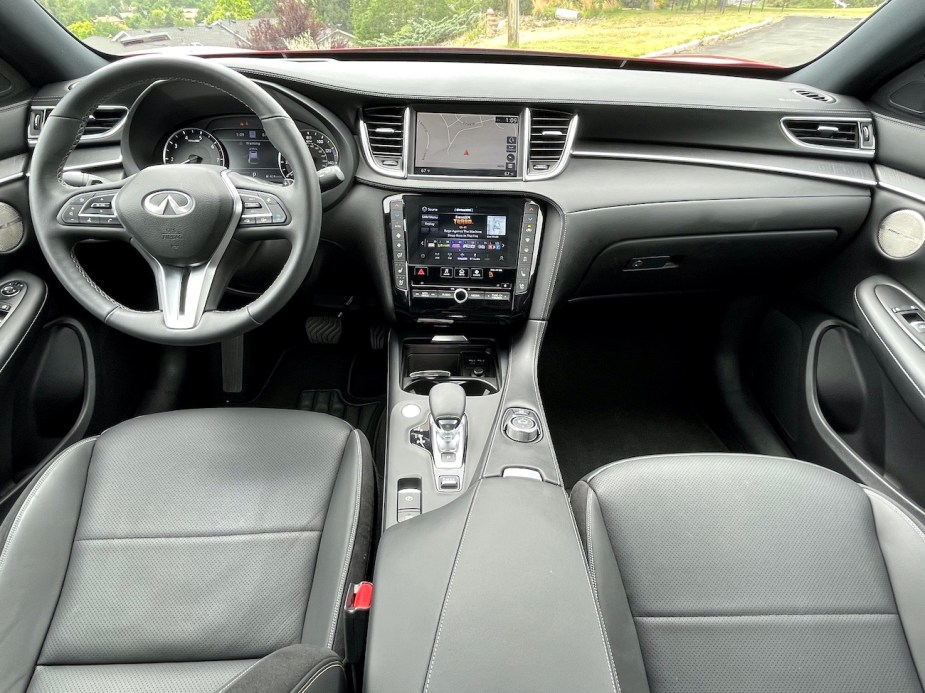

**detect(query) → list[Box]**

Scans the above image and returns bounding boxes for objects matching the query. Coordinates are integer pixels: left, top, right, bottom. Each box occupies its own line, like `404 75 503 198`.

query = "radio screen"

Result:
413 113 520 178
410 202 517 268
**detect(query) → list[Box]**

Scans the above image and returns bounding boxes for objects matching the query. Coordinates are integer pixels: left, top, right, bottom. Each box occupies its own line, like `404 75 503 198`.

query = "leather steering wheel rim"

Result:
29 55 321 346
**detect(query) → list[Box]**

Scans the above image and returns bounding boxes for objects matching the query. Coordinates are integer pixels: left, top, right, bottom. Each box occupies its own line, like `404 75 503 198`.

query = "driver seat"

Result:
0 408 375 693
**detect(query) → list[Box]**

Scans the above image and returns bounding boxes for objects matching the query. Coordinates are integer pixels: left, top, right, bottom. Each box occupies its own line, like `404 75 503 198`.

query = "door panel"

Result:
748 62 925 516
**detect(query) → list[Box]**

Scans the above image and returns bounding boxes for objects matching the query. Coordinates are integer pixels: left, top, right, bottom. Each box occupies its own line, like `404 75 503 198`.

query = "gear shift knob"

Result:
428 382 466 430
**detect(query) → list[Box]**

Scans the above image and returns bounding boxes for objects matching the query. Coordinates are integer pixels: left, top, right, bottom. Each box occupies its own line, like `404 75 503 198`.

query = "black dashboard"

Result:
23 57 882 324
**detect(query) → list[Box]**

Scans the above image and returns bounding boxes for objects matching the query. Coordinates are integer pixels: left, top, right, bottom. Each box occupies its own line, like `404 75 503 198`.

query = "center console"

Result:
385 194 543 322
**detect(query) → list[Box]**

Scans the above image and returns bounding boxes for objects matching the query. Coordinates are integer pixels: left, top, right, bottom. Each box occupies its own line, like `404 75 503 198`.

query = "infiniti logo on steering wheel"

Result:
143 191 195 217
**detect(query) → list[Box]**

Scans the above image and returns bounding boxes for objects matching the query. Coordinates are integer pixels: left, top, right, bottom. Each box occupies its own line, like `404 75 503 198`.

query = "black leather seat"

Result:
571 453 925 693
0 409 374 693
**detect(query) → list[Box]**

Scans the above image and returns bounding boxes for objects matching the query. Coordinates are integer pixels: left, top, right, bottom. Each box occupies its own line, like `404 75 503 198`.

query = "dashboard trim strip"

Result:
570 148 877 187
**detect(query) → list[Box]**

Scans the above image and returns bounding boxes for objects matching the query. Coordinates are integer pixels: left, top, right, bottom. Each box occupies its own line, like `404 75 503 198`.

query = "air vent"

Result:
361 106 407 176
27 104 127 143
526 109 575 177
792 88 836 104
82 106 128 136
782 118 866 150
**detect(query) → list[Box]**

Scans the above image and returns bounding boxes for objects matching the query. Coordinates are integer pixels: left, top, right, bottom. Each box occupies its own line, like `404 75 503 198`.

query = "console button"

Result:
397 488 422 512
454 267 470 279
470 268 484 279
516 280 529 294
412 266 429 279
438 475 460 491
440 267 453 278
453 288 469 304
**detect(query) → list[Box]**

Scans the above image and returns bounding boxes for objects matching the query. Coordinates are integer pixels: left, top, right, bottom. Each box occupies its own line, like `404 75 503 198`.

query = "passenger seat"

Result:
570 453 925 693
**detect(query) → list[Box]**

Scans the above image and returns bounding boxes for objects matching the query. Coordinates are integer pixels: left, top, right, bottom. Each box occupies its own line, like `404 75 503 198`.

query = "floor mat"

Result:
297 389 383 442
248 346 386 448
539 298 731 489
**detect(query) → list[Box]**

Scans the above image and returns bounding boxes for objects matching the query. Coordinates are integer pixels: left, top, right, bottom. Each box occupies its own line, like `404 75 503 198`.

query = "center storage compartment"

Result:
401 339 500 395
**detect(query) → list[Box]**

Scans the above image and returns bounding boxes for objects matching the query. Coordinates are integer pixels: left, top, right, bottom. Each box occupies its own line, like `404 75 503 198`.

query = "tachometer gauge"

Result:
279 129 340 180
163 128 226 166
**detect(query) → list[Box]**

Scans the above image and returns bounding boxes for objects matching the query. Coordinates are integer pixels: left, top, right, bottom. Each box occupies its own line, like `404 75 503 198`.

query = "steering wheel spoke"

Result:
144 257 220 330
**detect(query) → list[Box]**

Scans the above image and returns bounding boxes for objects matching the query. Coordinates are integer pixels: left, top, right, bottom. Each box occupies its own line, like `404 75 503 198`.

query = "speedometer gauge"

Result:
279 129 339 180
163 128 226 166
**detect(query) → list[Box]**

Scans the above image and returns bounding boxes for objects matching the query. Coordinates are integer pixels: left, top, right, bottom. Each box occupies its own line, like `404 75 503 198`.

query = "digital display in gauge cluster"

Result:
161 118 338 183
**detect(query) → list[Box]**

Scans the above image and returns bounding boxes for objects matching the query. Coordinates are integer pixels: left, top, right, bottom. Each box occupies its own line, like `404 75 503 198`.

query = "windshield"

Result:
38 0 884 67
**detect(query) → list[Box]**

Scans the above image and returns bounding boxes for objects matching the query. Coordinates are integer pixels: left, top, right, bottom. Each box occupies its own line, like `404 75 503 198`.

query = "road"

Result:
679 15 863 66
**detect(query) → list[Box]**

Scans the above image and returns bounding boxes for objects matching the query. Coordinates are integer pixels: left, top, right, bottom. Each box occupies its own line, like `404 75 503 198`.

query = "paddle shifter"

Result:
409 382 467 492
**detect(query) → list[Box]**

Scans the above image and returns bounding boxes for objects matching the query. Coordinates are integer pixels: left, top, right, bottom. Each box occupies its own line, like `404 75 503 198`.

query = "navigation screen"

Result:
413 113 520 178
409 200 520 269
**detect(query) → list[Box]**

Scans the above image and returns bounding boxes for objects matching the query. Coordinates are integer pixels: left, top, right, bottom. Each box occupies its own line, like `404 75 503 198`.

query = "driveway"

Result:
679 15 864 66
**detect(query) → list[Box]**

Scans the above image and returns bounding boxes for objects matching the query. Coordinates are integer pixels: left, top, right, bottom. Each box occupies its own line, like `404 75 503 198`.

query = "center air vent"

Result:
361 106 408 177
782 118 874 152
526 109 575 178
792 88 836 104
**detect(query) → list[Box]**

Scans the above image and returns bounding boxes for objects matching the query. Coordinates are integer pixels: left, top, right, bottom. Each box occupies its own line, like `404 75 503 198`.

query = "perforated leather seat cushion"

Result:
0 408 374 693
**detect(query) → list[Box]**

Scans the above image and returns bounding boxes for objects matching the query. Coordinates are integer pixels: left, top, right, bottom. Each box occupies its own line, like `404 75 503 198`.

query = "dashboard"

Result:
24 57 882 324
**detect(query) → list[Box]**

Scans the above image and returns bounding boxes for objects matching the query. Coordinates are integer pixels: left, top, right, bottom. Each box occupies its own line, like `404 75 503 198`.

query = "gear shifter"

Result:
428 382 467 471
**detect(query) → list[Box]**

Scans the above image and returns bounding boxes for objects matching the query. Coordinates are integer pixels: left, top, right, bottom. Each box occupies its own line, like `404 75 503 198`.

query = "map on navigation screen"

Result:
414 113 519 178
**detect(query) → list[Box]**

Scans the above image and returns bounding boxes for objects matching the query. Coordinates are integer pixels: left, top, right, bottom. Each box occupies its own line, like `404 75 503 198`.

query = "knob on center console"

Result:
503 409 541 443
453 288 469 304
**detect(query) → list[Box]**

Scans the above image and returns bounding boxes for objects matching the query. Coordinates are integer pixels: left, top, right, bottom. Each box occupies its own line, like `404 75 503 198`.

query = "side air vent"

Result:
361 106 408 177
526 109 576 178
792 88 836 104
27 104 128 143
782 117 875 153
82 106 128 136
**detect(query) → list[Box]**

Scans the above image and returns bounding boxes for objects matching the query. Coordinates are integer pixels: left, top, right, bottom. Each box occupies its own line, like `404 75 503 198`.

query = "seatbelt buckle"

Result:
343 581 373 665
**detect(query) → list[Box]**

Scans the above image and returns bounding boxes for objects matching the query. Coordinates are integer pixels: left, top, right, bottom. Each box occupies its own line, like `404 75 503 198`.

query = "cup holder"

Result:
405 378 499 397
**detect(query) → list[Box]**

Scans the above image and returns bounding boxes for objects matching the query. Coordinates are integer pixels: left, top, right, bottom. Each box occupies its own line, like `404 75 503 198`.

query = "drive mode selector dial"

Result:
454 288 469 304
504 409 541 443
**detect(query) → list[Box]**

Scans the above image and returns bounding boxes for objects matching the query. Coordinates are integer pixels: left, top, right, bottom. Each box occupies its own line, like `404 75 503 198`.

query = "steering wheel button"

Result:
254 214 272 224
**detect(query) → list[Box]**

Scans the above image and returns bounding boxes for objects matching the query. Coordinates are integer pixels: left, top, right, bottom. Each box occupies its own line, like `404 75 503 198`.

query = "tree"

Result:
245 0 324 49
205 0 255 22
67 19 96 38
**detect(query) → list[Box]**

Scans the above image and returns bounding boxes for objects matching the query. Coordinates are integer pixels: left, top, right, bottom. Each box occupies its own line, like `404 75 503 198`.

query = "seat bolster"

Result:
571 481 651 693
222 645 346 693
0 438 96 693
865 488 925 687
302 428 375 655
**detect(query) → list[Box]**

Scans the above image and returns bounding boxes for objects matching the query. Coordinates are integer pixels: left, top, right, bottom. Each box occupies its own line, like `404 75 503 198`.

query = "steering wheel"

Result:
29 55 321 345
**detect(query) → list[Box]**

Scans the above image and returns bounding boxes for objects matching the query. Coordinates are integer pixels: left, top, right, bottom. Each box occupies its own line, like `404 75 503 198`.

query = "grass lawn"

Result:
458 8 877 57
